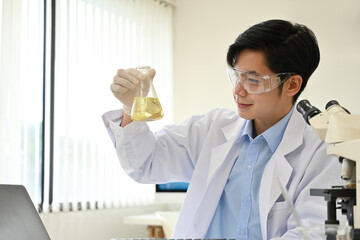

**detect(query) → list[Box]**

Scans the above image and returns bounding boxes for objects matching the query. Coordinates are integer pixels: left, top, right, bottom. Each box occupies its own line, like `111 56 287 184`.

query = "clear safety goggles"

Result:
227 67 294 94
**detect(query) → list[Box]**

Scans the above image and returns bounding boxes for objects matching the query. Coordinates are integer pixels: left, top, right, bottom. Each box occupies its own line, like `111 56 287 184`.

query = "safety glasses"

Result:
227 67 294 94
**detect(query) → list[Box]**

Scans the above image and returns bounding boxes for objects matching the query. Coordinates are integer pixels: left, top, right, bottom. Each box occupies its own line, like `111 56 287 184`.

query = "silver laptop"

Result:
0 184 51 240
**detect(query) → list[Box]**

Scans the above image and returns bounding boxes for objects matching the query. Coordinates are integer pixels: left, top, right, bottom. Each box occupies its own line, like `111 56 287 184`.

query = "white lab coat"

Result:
102 107 343 240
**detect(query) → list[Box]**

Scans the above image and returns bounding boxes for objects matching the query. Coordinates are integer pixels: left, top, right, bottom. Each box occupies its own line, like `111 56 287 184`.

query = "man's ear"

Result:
285 75 302 97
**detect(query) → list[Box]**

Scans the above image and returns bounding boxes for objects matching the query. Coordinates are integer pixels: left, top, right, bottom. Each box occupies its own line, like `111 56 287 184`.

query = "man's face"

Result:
233 49 293 134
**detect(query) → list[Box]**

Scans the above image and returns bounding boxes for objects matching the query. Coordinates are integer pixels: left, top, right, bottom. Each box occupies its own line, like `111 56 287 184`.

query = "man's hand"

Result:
110 68 156 115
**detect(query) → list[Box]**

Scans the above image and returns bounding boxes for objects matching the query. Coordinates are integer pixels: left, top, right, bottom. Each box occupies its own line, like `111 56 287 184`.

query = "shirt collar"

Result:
262 106 294 152
241 120 253 140
240 106 294 152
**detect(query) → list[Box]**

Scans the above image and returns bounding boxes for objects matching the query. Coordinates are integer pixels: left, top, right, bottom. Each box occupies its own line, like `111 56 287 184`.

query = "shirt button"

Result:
247 165 252 170
243 197 248 202
240 230 244 235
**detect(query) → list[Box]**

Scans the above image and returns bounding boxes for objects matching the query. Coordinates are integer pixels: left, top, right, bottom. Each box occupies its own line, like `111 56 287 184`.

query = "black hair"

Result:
226 19 320 103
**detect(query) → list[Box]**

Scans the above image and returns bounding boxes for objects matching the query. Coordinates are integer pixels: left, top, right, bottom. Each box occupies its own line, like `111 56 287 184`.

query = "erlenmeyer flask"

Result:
131 66 164 121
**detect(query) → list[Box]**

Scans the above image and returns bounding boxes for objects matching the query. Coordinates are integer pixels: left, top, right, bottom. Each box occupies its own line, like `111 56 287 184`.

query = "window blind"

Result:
45 0 173 212
0 0 44 207
0 0 173 213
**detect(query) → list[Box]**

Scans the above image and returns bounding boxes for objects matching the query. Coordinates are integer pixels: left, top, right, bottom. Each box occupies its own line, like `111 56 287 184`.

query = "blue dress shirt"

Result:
205 108 293 240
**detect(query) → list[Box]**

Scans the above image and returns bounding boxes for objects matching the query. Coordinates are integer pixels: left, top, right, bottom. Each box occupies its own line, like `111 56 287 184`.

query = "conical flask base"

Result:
131 97 164 121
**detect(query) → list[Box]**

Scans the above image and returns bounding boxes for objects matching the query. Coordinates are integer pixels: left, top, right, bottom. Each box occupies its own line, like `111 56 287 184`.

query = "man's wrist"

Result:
121 112 133 127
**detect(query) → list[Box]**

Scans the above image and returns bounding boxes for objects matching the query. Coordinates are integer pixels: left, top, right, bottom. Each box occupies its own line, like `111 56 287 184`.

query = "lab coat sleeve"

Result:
102 109 124 146
102 108 221 184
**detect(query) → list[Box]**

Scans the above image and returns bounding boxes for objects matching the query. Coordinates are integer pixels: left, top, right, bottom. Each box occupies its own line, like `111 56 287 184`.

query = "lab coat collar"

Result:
221 116 246 142
259 109 306 240
277 108 305 155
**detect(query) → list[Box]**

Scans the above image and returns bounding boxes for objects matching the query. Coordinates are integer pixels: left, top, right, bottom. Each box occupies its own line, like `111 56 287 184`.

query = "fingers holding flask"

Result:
112 68 139 92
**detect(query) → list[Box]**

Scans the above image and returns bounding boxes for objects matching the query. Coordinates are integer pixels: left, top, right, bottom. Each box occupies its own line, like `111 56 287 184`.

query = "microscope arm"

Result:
327 139 360 161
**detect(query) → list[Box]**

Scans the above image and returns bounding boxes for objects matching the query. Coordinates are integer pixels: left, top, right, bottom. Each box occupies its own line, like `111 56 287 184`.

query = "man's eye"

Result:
247 77 260 84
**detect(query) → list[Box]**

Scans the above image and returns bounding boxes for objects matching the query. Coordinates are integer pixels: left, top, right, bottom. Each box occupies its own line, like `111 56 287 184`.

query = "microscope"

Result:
297 99 360 240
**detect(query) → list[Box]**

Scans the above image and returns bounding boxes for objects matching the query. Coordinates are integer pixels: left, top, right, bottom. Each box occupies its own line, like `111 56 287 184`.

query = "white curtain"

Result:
45 0 173 212
0 0 44 206
0 0 173 213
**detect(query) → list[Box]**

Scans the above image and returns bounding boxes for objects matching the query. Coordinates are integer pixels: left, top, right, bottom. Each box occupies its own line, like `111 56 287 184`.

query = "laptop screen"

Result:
0 185 51 240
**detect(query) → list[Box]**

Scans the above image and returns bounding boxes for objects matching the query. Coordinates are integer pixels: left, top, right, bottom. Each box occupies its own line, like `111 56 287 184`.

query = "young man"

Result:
103 19 343 239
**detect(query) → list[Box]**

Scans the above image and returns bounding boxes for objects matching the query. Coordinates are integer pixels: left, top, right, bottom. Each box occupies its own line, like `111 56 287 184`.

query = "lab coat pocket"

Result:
267 201 291 237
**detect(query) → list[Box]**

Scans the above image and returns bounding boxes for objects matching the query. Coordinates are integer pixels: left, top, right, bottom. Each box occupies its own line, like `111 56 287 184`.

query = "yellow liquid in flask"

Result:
131 97 164 121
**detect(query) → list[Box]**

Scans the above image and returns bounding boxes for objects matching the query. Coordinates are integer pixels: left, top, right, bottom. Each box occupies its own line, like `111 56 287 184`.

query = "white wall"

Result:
172 0 360 123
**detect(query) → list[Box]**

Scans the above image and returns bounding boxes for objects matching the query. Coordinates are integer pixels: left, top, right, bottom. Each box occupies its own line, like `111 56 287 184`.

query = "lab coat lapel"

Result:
206 139 237 186
206 119 245 187
259 153 292 240
259 110 306 240
186 119 245 237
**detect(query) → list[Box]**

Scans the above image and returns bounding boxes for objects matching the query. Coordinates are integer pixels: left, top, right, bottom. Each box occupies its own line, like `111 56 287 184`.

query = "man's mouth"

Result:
237 103 252 109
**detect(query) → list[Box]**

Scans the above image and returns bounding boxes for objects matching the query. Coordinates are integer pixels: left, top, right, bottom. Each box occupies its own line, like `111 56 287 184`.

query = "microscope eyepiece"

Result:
325 100 340 110
296 99 321 124
325 100 351 114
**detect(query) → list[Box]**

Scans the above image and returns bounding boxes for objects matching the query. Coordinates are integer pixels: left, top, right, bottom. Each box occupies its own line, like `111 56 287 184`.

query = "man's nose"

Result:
234 81 247 96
